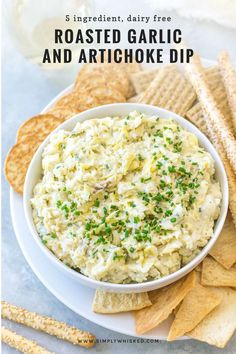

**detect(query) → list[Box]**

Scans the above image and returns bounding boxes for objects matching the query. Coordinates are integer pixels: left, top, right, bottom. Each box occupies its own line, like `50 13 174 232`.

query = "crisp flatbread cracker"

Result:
195 263 202 273
138 65 196 116
188 287 236 348
92 291 151 314
184 52 236 175
4 136 44 194
209 212 236 269
201 257 236 288
168 282 221 341
218 51 236 134
135 271 196 335
16 114 63 142
131 68 160 93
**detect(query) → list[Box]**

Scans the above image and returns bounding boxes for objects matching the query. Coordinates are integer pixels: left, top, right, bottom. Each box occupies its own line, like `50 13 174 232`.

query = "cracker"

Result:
138 65 196 116
16 114 63 142
131 68 160 93
75 71 127 97
127 94 142 103
124 62 142 98
186 90 232 135
205 65 223 87
2 301 96 348
92 291 151 314
4 136 44 194
135 271 196 335
47 107 78 121
95 52 141 97
76 63 130 98
201 257 236 288
209 212 236 269
185 105 210 137
173 302 182 316
188 287 236 348
53 92 97 110
124 62 141 76
195 263 202 273
1 327 52 354
186 110 236 225
168 282 221 341
82 87 126 104
55 87 125 111
186 65 234 135
185 53 236 175
184 54 236 225
218 51 236 134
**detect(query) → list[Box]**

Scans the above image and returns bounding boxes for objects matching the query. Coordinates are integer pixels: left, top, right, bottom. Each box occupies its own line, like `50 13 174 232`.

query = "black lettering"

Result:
65 29 74 43
113 30 121 43
42 49 51 63
146 49 155 63
85 29 93 43
186 49 194 63
127 29 136 43
135 49 144 63
173 29 182 43
170 49 178 63
78 49 87 63
96 29 103 44
55 29 63 44
139 30 147 43
113 49 123 63
89 49 97 63
149 30 157 44
64 49 72 63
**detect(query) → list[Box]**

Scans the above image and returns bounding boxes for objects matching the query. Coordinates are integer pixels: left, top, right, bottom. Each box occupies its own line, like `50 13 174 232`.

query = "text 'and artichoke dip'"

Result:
31 111 221 283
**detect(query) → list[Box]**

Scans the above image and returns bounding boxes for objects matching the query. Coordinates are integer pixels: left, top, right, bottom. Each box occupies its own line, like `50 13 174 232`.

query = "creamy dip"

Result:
31 111 221 283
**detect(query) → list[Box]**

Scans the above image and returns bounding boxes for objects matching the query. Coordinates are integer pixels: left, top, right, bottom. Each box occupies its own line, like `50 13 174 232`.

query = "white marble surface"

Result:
2 1 236 353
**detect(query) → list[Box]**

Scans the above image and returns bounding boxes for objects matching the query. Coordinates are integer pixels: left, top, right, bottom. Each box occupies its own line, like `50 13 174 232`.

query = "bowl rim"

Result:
23 103 229 291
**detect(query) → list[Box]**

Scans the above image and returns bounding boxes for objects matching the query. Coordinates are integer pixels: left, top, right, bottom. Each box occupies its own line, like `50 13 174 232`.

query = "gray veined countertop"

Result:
2 0 236 353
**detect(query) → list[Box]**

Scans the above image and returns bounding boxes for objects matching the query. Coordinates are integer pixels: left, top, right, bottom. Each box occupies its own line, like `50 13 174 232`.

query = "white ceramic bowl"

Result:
24 103 228 293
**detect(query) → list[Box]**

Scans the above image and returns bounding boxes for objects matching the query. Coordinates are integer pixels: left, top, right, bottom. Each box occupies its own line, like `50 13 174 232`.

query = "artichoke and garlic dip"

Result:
31 111 221 283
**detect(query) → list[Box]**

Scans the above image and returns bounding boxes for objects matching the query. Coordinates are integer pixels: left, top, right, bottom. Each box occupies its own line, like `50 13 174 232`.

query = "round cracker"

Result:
81 87 126 105
75 71 126 96
47 107 78 121
54 88 125 110
4 136 44 194
16 114 64 142
77 63 130 97
53 92 97 110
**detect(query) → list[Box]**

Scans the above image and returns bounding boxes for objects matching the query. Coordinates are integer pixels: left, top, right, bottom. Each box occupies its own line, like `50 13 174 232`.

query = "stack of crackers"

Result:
4 61 140 194
4 50 236 348
93 214 236 348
